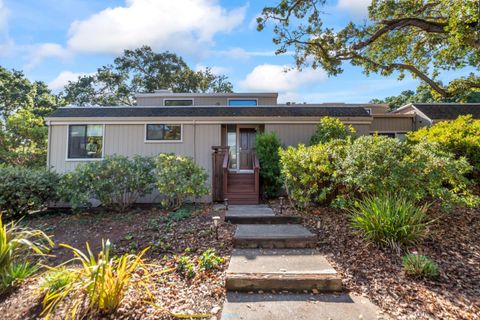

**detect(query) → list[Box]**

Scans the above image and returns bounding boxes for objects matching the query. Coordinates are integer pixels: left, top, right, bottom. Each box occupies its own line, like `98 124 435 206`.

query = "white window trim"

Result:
364 108 372 115
65 124 105 161
163 98 194 106
369 131 408 139
144 123 183 143
227 98 259 106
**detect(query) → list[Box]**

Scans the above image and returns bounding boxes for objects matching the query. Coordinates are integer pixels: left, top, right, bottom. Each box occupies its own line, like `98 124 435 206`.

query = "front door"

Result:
239 128 256 170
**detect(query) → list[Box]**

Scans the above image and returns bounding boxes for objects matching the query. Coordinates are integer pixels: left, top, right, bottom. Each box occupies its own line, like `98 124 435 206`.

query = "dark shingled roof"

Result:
47 106 371 118
412 103 480 120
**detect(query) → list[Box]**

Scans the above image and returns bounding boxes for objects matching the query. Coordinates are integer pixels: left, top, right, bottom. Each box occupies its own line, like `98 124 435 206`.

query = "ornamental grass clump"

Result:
402 253 439 279
349 194 429 250
0 215 53 292
40 240 153 319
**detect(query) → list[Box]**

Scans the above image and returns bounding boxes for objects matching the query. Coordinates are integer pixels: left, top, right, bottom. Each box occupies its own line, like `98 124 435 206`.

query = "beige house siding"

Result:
137 96 277 106
370 117 414 133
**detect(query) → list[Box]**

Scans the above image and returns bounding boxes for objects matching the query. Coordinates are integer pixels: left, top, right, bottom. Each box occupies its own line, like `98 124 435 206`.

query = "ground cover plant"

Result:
255 132 283 197
402 253 439 280
0 167 59 218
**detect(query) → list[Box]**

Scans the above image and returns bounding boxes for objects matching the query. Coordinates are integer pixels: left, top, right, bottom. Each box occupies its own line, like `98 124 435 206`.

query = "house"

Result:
393 103 480 129
45 91 478 204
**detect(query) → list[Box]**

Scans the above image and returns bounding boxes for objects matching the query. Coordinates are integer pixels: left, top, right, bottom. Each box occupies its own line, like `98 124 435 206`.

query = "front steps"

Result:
225 173 259 204
234 224 317 249
225 204 302 224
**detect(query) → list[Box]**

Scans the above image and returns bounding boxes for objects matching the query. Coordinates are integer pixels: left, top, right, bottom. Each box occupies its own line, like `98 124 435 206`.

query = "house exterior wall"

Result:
137 95 277 106
370 116 414 133
393 105 431 129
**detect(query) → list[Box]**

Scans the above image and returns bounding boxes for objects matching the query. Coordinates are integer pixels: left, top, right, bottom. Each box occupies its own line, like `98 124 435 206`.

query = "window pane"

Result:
146 124 181 141
228 99 257 106
68 125 103 159
164 99 193 106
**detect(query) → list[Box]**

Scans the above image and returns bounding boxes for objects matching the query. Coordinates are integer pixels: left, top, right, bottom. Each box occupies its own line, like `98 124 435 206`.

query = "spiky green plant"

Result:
0 261 39 290
402 253 439 279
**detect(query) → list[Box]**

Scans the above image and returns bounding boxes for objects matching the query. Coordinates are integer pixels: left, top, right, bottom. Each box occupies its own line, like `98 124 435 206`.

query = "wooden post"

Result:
212 146 229 202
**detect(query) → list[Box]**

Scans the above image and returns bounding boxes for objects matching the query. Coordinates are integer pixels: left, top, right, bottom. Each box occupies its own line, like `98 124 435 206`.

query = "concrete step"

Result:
226 249 342 292
234 224 316 249
221 292 383 320
227 205 275 216
226 215 302 224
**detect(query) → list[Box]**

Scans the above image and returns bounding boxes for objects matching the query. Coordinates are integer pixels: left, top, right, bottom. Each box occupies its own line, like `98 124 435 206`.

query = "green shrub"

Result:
155 154 208 210
255 132 283 197
60 155 155 211
407 115 480 181
168 207 192 222
0 167 60 217
198 249 224 270
279 140 347 208
349 194 429 249
309 116 356 145
176 255 196 279
402 253 439 279
0 262 38 290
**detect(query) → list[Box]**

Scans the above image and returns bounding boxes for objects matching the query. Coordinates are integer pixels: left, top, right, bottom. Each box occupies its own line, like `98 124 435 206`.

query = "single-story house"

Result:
45 91 479 204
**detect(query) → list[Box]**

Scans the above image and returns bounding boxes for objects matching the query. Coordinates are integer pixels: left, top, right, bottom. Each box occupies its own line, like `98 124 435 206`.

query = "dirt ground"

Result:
0 205 235 319
270 200 480 320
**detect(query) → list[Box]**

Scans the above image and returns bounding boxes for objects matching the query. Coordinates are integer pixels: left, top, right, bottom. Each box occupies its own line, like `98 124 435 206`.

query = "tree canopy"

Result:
62 46 234 106
258 0 480 99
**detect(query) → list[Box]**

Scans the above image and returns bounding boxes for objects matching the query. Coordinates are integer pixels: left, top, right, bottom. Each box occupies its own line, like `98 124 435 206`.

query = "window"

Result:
370 132 396 138
146 124 182 141
164 99 193 106
364 108 372 115
68 125 103 159
228 99 257 106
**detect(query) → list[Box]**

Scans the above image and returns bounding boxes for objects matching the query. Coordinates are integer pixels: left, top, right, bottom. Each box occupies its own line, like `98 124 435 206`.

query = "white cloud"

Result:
26 43 71 69
0 0 13 57
337 0 370 18
239 64 326 92
66 0 246 55
215 47 278 59
48 70 91 91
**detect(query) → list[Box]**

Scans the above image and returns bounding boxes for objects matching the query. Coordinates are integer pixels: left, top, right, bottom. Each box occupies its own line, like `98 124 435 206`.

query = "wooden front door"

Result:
239 128 256 170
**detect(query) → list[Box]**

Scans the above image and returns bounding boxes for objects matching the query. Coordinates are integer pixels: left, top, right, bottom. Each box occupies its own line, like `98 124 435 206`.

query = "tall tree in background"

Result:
258 0 480 100
0 66 61 167
62 46 234 106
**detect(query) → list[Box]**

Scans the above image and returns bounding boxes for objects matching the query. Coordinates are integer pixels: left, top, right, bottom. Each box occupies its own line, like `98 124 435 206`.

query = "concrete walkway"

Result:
221 204 384 320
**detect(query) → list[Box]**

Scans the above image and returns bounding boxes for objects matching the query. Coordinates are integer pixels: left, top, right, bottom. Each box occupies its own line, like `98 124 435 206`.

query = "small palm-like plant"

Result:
41 240 153 319
349 194 430 249
0 215 53 290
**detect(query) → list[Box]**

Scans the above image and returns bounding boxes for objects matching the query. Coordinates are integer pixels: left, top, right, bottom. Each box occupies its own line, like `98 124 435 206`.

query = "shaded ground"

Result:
0 205 234 319
270 200 480 320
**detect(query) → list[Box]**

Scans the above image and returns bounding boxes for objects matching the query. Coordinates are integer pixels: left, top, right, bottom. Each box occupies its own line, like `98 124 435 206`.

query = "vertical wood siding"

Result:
370 117 414 132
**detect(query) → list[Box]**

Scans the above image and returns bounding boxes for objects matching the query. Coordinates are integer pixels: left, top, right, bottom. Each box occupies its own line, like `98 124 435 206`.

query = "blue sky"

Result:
0 0 467 103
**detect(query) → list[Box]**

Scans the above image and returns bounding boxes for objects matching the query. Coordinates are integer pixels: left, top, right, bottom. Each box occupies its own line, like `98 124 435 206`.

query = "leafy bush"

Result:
168 207 192 222
402 253 439 279
0 166 60 217
60 155 155 211
176 255 196 279
407 115 480 181
279 141 347 208
309 116 356 145
41 240 152 318
338 136 477 207
198 249 224 270
155 154 209 210
0 215 53 292
255 132 283 197
349 194 429 249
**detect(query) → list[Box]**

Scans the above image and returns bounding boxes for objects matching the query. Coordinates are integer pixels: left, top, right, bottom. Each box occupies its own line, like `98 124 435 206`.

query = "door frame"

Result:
233 124 259 173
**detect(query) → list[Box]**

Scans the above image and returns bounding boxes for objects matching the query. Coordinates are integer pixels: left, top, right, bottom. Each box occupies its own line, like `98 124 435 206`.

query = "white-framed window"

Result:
145 124 182 142
369 131 407 140
67 124 104 160
364 108 372 115
228 99 258 106
163 99 193 106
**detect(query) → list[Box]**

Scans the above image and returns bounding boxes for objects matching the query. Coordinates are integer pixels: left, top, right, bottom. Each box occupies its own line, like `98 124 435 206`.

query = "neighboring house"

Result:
45 91 478 204
393 103 480 129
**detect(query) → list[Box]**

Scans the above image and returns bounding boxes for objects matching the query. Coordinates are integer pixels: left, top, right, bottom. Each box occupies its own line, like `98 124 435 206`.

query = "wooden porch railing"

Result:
222 151 230 197
253 153 260 195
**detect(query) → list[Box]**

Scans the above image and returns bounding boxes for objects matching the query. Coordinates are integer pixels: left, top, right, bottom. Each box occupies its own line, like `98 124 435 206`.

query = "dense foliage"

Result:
0 216 53 292
255 132 283 197
407 116 480 181
349 194 429 249
0 167 60 217
155 154 209 210
280 136 478 208
402 253 439 279
258 1 480 100
0 66 61 167
309 117 355 145
60 155 155 211
62 46 233 106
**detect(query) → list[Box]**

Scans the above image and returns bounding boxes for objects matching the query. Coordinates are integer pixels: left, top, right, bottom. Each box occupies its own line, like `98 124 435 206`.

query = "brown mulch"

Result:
0 205 234 319
270 200 480 320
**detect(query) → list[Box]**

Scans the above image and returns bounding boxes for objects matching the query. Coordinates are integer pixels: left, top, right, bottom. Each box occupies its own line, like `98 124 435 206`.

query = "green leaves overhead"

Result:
258 0 480 99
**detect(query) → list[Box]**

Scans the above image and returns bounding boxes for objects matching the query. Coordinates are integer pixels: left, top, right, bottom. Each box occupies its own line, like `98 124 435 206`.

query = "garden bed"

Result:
270 200 480 319
0 205 234 319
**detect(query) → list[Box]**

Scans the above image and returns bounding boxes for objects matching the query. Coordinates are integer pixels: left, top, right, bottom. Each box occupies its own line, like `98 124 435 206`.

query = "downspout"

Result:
193 120 196 162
